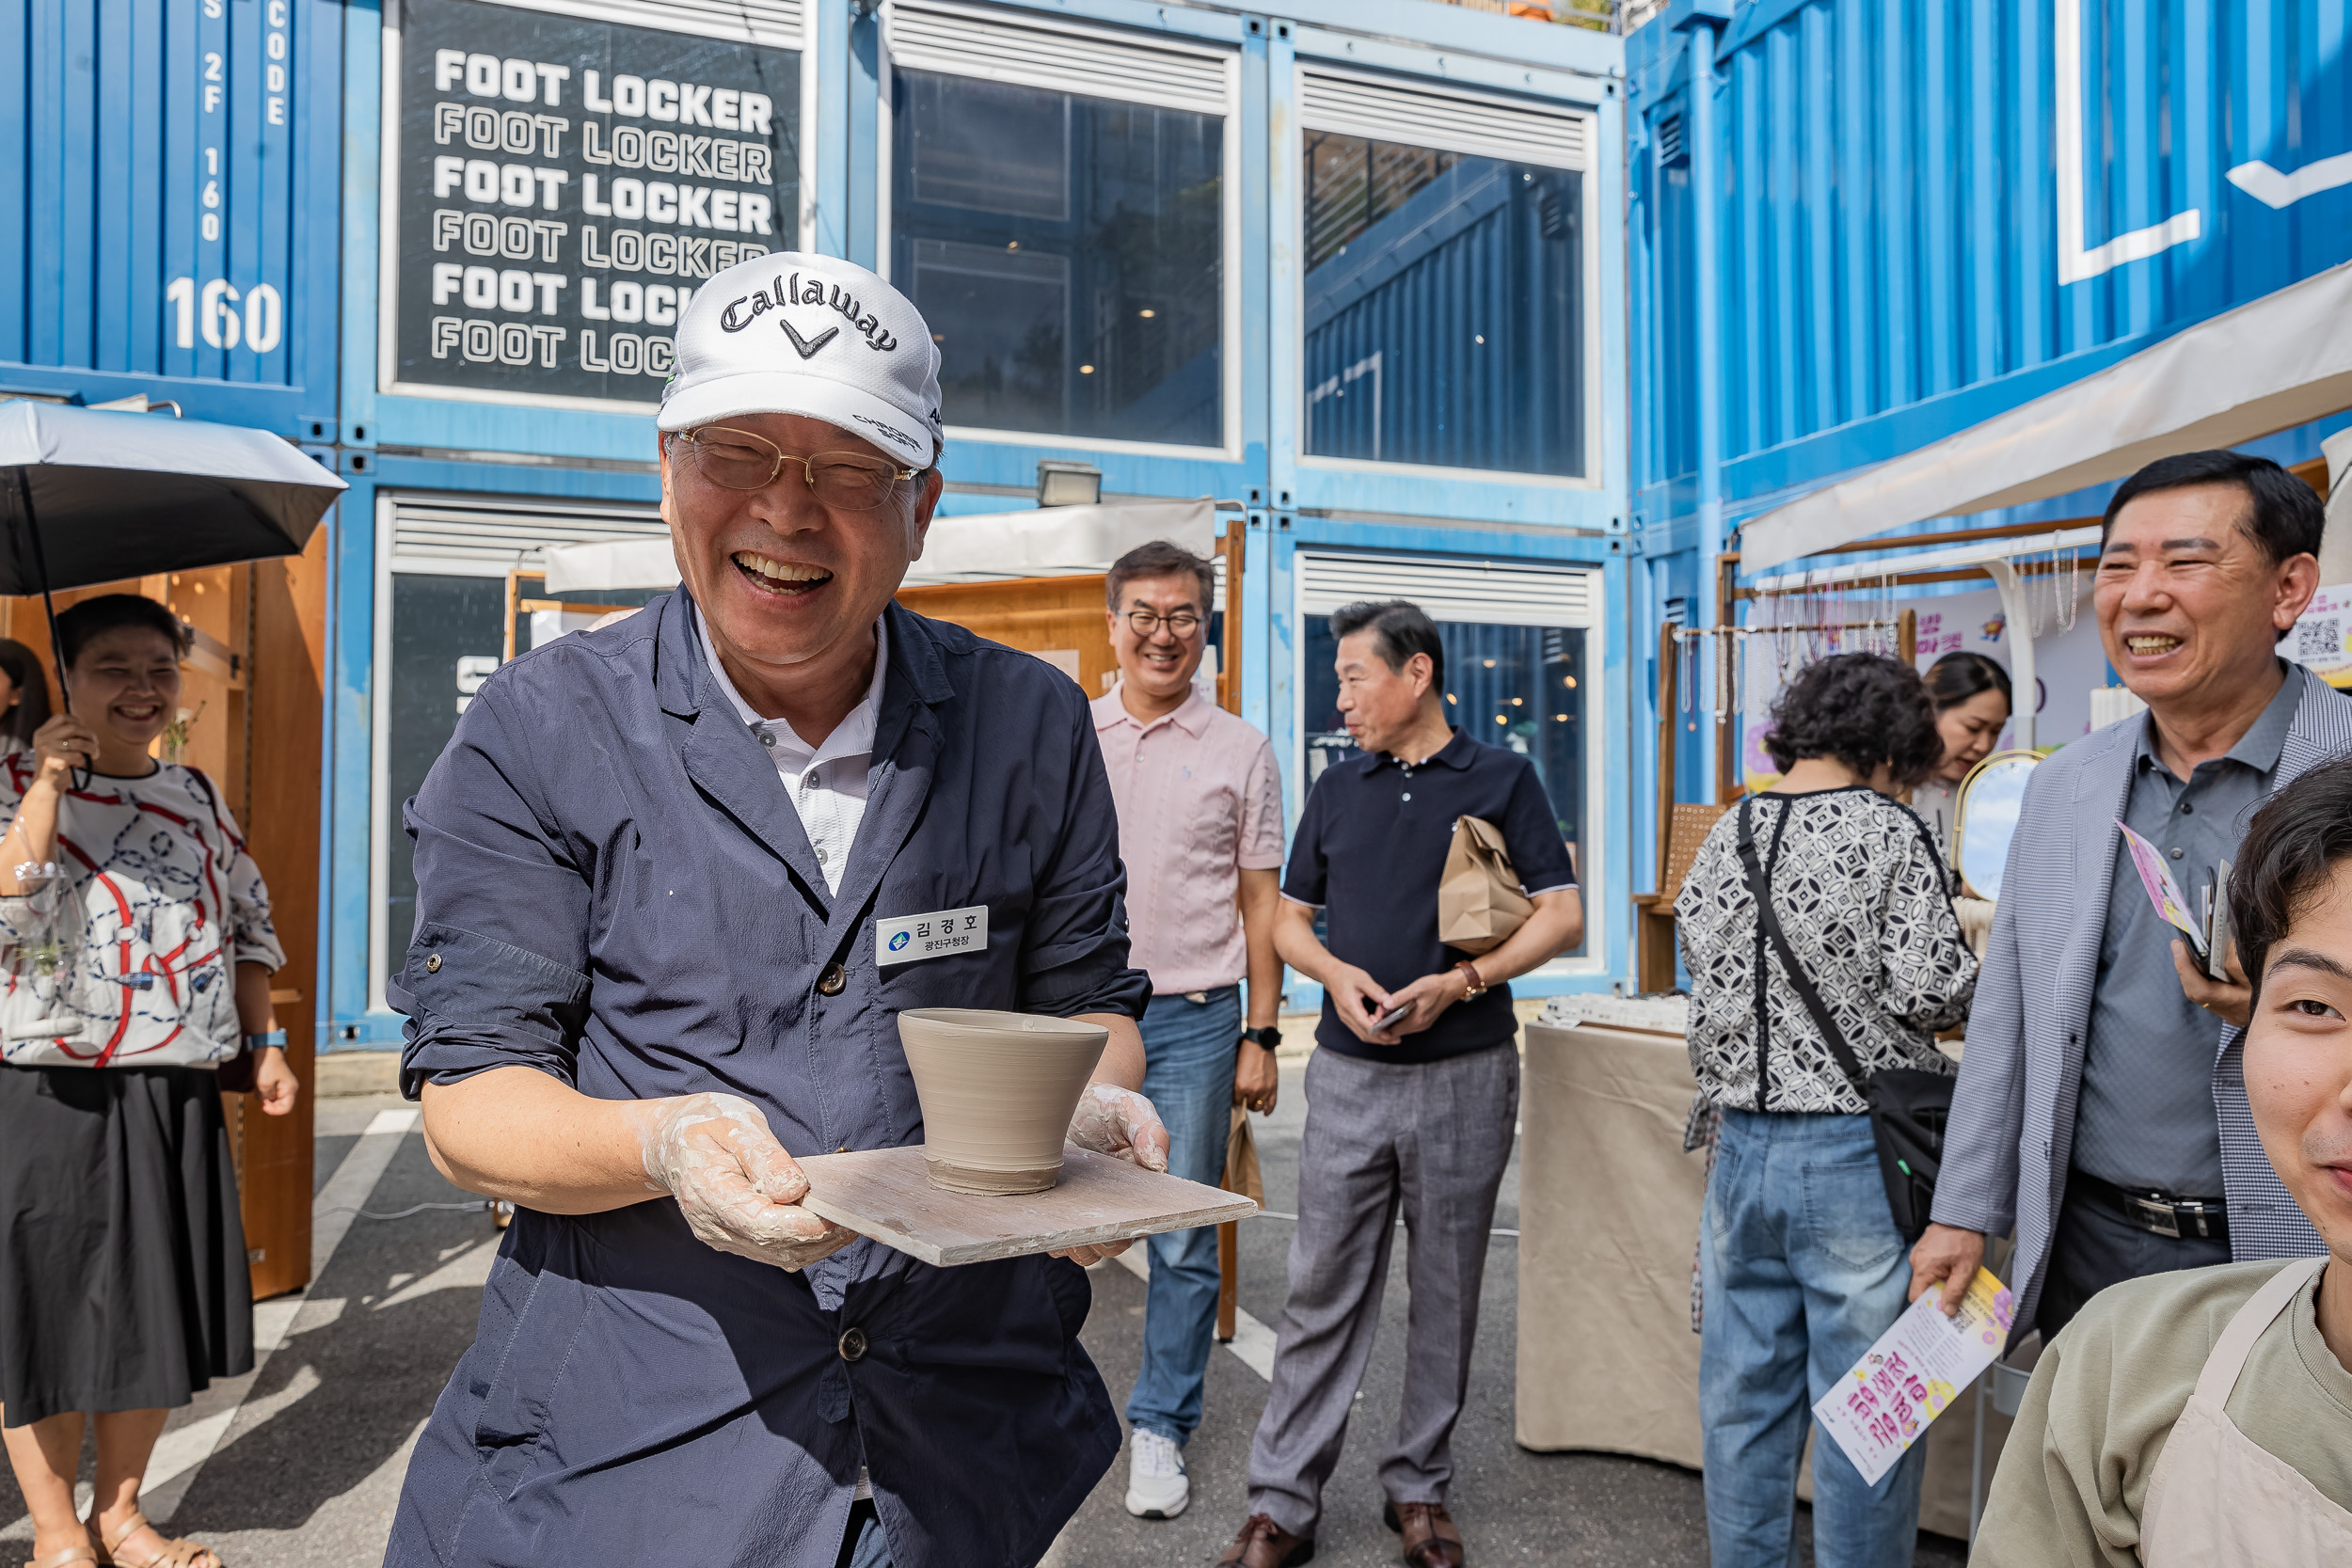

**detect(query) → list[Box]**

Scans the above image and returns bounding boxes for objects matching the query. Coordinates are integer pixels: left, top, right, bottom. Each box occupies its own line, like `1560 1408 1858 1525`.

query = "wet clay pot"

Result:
898 1008 1110 1195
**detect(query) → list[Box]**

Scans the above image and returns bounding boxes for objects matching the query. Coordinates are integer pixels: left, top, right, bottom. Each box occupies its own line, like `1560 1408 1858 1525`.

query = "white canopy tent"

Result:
1740 261 2352 574
1732 261 2352 747
540 498 1219 594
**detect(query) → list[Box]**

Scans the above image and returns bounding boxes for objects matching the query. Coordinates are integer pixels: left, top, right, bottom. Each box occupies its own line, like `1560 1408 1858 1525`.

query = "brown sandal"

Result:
24 1546 98 1568
92 1514 219 1568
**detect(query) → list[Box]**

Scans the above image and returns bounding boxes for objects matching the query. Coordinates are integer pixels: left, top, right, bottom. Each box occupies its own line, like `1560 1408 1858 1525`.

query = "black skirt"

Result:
0 1065 254 1426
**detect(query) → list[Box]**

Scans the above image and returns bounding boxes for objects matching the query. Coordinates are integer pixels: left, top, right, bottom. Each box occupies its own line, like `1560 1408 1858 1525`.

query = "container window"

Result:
380 574 507 985
891 70 1224 448
1300 618 1590 961
1302 131 1585 478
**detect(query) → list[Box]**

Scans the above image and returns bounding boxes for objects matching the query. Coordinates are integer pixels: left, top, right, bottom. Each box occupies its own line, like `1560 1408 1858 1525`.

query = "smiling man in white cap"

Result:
380 253 1167 1568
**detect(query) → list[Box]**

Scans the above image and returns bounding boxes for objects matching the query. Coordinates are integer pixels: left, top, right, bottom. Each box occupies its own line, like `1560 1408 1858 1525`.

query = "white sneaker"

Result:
1124 1427 1190 1519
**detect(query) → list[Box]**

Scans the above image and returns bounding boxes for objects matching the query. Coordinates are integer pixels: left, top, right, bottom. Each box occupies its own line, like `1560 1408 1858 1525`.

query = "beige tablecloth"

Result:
1515 1022 2014 1540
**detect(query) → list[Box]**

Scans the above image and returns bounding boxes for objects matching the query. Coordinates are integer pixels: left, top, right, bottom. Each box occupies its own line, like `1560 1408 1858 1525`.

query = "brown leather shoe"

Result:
1216 1513 1315 1568
1382 1499 1465 1568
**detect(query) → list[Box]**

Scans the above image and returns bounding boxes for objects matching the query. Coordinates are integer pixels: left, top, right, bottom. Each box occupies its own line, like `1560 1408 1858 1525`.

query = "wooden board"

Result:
798 1144 1257 1267
895 576 1115 698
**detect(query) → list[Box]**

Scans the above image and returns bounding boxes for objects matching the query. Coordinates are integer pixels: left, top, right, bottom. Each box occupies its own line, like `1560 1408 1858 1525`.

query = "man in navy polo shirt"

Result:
1219 600 1582 1568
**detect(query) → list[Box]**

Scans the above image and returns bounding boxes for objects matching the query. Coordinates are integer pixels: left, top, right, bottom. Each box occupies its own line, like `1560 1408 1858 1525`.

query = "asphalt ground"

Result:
2 1064 1969 1567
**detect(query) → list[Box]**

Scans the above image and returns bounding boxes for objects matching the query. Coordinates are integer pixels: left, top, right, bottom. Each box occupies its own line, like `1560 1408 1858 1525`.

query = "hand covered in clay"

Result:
1055 1084 1171 1267
628 1092 856 1272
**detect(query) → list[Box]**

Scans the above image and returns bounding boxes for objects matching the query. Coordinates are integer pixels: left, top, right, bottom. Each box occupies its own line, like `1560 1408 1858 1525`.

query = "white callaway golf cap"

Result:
659 252 945 467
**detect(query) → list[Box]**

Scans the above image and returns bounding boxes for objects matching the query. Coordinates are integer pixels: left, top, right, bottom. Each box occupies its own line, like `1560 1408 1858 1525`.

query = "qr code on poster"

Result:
2296 617 2344 663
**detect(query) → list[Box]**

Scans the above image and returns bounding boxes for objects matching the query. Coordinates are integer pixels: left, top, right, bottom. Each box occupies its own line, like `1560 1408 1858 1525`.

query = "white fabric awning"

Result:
539 498 1218 594
903 498 1216 583
541 536 679 594
1740 261 2352 573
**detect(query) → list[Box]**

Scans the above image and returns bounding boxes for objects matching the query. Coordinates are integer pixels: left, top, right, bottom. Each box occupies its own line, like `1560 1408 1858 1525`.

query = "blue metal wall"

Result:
0 0 344 435
1627 0 2352 869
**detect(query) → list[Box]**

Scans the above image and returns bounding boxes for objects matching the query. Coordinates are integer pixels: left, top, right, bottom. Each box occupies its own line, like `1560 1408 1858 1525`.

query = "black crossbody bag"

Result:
1733 796 1953 1244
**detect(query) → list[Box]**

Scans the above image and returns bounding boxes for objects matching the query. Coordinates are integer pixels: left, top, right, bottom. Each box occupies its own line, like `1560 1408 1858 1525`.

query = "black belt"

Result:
2074 1171 2229 1242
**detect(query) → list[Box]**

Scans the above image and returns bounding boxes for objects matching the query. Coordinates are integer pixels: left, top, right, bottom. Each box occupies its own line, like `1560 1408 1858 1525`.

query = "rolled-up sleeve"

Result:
391 679 594 1098
1240 736 1285 871
1014 685 1151 1020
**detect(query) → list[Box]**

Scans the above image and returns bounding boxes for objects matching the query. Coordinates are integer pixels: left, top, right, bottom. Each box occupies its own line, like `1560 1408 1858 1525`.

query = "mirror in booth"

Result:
1952 750 2042 904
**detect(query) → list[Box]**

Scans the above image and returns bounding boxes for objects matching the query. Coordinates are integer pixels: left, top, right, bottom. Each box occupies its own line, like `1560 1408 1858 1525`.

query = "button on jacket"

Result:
383 593 1149 1568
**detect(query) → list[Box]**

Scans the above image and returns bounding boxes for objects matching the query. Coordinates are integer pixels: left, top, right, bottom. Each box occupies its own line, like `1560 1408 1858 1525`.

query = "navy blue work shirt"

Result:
1282 727 1576 1064
382 593 1148 1568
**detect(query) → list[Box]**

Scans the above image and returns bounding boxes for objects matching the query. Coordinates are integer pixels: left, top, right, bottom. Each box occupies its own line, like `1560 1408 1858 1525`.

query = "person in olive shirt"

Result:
1218 600 1581 1568
1975 753 2352 1565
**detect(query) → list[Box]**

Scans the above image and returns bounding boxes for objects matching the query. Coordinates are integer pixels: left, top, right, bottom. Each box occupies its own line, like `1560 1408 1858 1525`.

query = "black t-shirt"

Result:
1281 727 1576 1063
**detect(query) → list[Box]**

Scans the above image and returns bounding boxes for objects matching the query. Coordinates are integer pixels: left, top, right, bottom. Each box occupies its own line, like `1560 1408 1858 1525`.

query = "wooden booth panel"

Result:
896 575 1114 697
0 538 326 1300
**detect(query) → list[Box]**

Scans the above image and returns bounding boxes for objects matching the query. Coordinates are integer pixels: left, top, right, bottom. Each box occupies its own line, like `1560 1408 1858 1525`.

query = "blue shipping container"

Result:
1629 0 2352 532
0 0 343 434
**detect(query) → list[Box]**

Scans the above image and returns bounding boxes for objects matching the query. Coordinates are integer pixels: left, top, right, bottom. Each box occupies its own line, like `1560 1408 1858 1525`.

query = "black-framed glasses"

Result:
670 425 929 511
1124 609 1203 638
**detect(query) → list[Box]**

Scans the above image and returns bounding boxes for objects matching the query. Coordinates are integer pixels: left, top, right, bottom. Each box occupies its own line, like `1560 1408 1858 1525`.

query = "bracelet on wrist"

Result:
244 1029 289 1053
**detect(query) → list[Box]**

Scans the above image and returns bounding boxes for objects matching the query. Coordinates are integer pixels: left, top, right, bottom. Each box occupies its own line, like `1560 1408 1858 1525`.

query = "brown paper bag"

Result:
1438 815 1533 956
1222 1106 1265 1207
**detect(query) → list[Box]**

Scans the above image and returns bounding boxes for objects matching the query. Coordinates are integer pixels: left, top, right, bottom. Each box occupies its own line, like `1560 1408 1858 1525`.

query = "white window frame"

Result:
1292 549 1607 977
375 0 816 414
876 0 1244 461
1291 64 1604 491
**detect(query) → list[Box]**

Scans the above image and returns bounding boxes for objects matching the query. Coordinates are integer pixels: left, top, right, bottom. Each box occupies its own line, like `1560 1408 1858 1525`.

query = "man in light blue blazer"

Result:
1912 451 2346 1342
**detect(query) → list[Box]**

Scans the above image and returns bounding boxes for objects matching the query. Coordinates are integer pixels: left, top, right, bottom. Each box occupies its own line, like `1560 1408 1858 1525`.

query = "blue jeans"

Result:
1124 986 1241 1445
1699 1109 1927 1568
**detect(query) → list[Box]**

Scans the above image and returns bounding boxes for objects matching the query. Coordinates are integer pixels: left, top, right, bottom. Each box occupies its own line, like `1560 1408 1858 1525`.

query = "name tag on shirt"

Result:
876 905 988 967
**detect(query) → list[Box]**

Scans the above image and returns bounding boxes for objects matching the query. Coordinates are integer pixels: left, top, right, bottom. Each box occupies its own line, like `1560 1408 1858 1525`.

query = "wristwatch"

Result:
1241 1025 1281 1050
244 1029 288 1053
1453 960 1487 1001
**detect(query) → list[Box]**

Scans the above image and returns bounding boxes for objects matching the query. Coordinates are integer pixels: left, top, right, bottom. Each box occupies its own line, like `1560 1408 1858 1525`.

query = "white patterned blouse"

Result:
0 758 285 1069
1676 786 1976 1117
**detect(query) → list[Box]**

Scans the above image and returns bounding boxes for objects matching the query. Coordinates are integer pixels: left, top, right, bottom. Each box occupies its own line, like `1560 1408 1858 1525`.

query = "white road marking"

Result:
374 1236 501 1310
144 1109 421 1516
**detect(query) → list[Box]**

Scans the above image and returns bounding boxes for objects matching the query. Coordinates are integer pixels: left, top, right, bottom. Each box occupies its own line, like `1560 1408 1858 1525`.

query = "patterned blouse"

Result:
1676 786 1976 1117
0 758 284 1069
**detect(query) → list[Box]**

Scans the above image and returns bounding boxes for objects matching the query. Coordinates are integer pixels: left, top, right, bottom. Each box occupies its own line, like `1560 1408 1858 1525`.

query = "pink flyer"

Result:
2115 818 2206 952
1814 1268 2016 1486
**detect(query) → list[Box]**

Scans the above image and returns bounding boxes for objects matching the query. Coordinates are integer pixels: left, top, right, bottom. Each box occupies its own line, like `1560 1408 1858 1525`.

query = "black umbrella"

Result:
0 399 347 769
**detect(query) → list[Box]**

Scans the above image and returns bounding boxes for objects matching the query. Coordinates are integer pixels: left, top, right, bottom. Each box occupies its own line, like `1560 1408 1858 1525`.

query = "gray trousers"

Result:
1246 1042 1518 1536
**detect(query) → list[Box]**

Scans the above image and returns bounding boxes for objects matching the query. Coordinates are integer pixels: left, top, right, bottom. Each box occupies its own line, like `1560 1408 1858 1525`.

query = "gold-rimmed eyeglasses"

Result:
669 425 929 512
1123 609 1203 638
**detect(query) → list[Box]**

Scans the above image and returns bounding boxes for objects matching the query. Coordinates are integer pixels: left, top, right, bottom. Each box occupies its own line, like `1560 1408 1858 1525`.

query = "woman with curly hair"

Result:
1676 652 1979 1568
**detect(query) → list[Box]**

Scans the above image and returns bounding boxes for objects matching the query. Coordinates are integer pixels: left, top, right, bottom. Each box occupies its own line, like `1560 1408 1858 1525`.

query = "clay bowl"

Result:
898 1008 1110 1195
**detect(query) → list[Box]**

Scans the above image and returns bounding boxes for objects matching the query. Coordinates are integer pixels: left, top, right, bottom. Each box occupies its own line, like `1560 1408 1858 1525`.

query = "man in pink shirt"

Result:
1090 541 1286 1523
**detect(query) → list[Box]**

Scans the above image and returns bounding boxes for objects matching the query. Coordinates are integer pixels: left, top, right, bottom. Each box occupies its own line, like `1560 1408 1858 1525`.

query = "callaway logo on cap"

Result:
659 253 946 467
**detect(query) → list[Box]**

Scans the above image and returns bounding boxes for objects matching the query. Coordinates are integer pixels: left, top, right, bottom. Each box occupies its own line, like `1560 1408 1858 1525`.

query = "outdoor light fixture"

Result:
1036 460 1102 508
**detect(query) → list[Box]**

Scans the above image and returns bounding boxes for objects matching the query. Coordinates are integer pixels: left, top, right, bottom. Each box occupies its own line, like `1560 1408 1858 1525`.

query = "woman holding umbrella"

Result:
0 594 296 1568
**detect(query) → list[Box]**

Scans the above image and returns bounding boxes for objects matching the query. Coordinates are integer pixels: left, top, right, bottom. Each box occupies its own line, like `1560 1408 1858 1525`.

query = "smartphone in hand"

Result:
1371 1002 1409 1031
